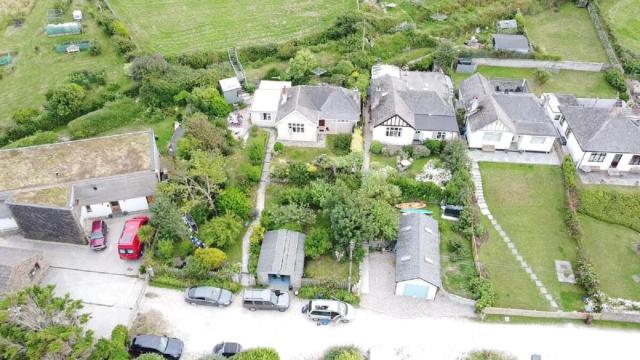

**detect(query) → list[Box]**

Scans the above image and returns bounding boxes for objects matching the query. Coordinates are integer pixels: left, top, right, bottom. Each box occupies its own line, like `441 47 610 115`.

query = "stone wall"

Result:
8 204 86 244
3 252 49 294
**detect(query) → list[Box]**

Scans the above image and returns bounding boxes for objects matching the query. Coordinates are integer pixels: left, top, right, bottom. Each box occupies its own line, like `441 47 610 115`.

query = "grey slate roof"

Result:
257 230 305 279
492 34 530 53
560 106 640 153
460 74 556 136
395 213 441 287
275 85 360 124
71 172 158 206
371 70 458 132
0 247 42 293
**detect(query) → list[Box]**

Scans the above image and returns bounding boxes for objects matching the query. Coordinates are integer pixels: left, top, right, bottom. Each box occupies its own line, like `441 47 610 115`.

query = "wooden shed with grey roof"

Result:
0 247 48 296
256 229 306 290
395 213 441 300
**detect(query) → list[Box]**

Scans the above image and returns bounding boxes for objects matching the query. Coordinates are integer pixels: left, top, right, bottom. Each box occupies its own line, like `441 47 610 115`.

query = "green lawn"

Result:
478 215 551 310
479 162 584 311
0 0 128 126
526 3 608 63
579 214 640 301
108 0 355 55
452 66 617 99
600 0 640 56
304 255 358 283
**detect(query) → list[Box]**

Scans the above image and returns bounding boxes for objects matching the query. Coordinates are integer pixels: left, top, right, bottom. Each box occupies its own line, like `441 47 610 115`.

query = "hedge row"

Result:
578 187 640 233
298 285 360 306
67 98 143 139
3 131 58 149
149 273 241 293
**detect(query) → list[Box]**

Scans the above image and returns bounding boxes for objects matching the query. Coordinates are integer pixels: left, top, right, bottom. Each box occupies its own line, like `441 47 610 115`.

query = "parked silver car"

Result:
302 299 355 323
242 288 289 312
184 286 233 307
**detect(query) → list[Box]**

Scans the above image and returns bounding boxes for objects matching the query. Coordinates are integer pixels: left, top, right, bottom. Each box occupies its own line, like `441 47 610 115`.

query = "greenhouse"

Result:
45 22 82 37
0 53 13 66
54 40 93 53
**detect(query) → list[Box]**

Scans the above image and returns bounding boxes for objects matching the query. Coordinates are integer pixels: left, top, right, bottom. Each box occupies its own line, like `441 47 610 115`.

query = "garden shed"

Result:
219 77 243 104
0 247 48 296
257 229 306 290
0 53 13 66
45 22 82 37
395 213 441 300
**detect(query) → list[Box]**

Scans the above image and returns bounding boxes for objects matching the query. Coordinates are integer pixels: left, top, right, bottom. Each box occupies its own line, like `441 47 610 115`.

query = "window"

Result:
554 114 561 121
588 152 607 163
436 131 446 140
560 116 565 126
564 127 571 138
630 155 640 166
262 113 271 121
85 205 92 213
530 136 546 145
288 123 305 133
385 127 402 137
109 201 119 207
482 132 502 142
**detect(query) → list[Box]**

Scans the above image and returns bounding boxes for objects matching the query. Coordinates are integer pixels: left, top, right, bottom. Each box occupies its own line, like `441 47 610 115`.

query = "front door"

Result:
611 154 622 168
110 201 121 216
318 119 326 132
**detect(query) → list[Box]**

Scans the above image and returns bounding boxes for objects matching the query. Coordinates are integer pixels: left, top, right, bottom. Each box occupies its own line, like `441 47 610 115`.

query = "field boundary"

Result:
483 307 640 324
586 2 623 71
471 58 605 72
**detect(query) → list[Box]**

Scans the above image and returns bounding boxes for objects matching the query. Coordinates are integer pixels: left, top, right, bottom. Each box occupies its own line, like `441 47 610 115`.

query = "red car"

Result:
117 216 149 260
88 219 108 251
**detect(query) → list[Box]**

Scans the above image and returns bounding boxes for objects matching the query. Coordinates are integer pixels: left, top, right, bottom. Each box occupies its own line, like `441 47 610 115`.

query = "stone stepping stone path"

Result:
472 161 559 310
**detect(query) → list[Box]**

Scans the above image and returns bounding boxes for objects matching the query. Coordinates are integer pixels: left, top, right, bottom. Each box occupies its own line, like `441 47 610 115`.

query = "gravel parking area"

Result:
0 215 146 337
141 286 639 360
361 252 475 318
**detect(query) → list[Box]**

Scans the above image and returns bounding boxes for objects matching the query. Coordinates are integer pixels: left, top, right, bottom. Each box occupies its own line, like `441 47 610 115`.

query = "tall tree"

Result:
286 49 317 85
176 150 227 211
0 285 94 360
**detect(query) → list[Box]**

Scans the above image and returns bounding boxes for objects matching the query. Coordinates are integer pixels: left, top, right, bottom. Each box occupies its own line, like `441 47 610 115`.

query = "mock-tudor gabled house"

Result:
543 93 640 173
370 64 458 146
274 85 361 142
459 73 556 152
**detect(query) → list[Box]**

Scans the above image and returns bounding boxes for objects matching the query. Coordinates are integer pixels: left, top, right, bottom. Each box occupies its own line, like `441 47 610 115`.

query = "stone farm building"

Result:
0 131 161 243
0 247 48 296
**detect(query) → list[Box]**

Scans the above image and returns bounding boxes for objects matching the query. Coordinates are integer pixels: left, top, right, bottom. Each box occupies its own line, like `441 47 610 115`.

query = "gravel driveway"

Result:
0 215 146 337
141 286 639 360
361 252 475 318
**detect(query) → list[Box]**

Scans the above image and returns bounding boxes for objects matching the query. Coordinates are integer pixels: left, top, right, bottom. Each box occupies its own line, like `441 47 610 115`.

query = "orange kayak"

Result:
395 202 426 209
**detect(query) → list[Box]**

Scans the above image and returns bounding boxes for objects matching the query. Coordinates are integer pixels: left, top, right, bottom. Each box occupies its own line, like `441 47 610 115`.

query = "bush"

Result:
188 86 232 118
245 165 262 183
324 346 362 360
578 187 640 233
273 141 284 153
304 227 332 260
112 35 136 55
468 277 496 313
135 354 165 360
533 69 551 85
331 134 352 155
264 67 282 79
390 176 444 203
89 42 102 56
217 187 251 219
110 20 129 38
288 162 312 186
604 68 628 100
412 145 431 158
298 286 360 305
67 98 143 139
44 83 86 125
369 140 383 155
424 139 443 155
193 248 227 271
261 203 315 231
137 224 154 245
4 131 58 149
156 239 174 261
200 214 244 248
230 348 279 360
248 142 265 165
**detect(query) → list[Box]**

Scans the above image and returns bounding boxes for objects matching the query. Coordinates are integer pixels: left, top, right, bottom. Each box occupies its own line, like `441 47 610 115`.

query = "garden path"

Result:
472 160 560 310
240 129 276 282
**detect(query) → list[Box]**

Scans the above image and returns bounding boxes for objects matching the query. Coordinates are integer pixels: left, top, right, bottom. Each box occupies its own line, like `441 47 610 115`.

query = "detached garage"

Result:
395 213 441 300
257 229 305 290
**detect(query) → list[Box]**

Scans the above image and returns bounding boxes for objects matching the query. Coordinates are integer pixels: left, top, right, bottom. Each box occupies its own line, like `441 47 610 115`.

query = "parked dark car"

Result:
182 213 198 233
242 288 289 312
184 286 233 307
213 342 242 358
129 335 183 360
88 219 108 251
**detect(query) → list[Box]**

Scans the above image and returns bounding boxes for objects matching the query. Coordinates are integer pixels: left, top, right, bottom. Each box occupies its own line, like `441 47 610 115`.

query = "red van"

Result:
117 216 149 260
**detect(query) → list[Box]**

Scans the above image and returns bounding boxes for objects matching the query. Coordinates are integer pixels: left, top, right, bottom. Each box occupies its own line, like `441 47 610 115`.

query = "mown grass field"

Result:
479 163 584 311
600 0 640 56
452 66 617 98
0 0 128 126
525 3 608 63
107 0 355 55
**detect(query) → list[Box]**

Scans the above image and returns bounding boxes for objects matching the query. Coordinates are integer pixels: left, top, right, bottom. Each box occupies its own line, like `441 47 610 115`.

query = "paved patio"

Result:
578 171 640 186
468 149 561 165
